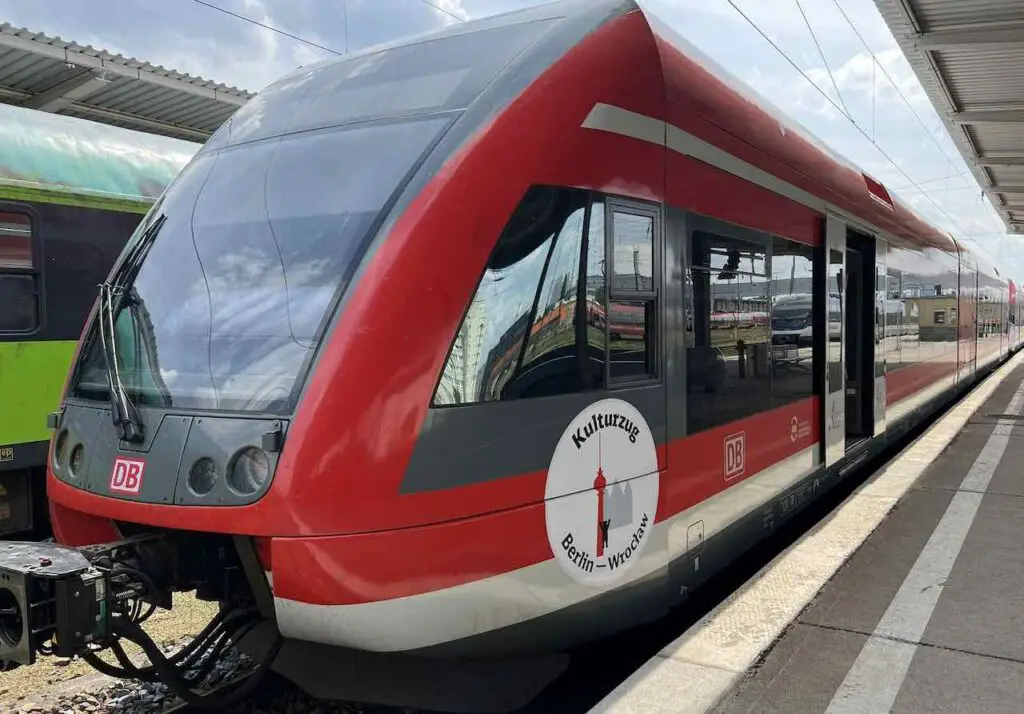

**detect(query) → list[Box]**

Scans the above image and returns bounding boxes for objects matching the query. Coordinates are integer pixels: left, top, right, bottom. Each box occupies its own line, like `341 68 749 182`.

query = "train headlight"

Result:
188 458 218 496
69 444 85 477
53 430 68 471
228 447 270 495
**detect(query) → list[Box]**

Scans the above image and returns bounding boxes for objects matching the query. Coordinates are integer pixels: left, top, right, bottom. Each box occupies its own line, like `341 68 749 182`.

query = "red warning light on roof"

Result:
863 174 894 210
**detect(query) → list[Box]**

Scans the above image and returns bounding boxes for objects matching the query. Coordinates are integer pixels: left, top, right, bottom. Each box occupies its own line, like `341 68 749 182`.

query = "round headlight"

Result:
69 444 85 477
53 430 68 470
188 458 218 496
228 447 270 495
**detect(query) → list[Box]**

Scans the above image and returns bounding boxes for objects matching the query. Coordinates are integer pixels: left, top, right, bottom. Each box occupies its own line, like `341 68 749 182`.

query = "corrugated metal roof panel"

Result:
874 0 1024 233
0 22 254 142
970 125 1024 155
989 166 1024 184
936 47 1024 107
913 0 1024 30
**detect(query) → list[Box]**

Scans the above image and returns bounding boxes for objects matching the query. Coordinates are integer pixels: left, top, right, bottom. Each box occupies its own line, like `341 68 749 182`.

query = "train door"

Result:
843 230 876 447
824 215 845 466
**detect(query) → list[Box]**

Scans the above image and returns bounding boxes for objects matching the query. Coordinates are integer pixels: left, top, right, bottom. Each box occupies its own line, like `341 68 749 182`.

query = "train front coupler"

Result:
0 535 173 670
0 535 281 709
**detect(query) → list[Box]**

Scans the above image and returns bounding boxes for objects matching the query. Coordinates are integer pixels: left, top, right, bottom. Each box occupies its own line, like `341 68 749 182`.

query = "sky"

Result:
0 0 1017 280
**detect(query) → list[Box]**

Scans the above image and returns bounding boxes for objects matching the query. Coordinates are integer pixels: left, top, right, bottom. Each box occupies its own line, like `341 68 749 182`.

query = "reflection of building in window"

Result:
434 299 485 404
434 187 613 405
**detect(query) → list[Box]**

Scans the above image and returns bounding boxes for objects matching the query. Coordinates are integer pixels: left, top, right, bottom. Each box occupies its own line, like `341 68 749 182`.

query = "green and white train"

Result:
0 104 197 537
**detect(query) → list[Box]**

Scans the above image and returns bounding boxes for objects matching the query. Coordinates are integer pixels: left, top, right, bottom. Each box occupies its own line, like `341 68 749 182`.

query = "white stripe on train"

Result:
271 445 816 652
267 102 999 654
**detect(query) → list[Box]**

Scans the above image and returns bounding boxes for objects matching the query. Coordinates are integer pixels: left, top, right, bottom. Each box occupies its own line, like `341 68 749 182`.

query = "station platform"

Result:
592 350 1024 714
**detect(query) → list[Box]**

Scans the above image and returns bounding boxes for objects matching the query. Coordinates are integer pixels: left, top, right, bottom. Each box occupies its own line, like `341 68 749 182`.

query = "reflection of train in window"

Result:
771 293 812 346
609 302 646 339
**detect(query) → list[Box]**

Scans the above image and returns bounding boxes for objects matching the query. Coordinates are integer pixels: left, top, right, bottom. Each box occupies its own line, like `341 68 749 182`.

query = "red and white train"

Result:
2 1 1021 710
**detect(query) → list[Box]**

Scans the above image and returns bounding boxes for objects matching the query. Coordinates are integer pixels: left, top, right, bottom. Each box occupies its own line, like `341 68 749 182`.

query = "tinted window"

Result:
220 20 554 146
875 245 886 378
609 206 658 380
827 248 843 390
691 229 768 276
434 187 608 405
513 201 606 397
0 213 31 269
612 212 654 292
72 117 447 412
609 300 652 379
885 268 903 369
0 273 37 332
770 237 813 406
687 226 772 434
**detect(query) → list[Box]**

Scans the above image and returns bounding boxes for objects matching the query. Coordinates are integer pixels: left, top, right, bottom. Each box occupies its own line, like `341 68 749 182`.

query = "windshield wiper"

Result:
96 213 167 443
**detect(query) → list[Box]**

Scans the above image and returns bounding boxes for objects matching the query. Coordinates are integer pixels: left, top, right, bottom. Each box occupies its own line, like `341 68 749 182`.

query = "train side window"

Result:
511 198 606 398
0 213 32 269
686 224 771 434
608 206 658 381
433 186 606 405
0 212 38 333
886 267 902 369
769 236 814 407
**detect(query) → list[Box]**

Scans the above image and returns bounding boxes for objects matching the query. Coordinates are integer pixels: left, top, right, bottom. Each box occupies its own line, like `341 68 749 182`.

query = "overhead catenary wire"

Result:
829 0 976 193
417 0 467 22
723 0 980 246
890 169 974 191
192 0 342 55
794 0 851 120
194 0 464 57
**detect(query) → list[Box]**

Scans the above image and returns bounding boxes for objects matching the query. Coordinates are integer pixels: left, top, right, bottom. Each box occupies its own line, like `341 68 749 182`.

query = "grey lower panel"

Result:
53 401 287 507
403 384 666 493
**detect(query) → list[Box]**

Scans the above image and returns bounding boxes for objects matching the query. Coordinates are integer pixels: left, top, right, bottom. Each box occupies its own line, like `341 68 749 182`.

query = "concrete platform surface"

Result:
591 351 1024 714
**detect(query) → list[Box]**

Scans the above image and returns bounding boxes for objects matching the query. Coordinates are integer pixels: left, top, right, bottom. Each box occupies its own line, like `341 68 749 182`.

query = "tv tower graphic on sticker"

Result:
594 432 635 557
546 398 658 586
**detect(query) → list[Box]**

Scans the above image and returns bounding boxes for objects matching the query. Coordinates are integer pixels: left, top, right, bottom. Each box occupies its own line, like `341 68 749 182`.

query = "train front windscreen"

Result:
69 116 450 415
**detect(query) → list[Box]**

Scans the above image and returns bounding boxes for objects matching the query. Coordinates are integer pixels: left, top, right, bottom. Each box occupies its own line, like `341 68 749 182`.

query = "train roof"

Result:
0 102 199 207
209 0 1011 285
634 4 962 255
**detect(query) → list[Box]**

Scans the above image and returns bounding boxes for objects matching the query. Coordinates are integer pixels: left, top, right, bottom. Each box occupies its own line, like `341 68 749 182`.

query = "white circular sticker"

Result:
545 398 659 586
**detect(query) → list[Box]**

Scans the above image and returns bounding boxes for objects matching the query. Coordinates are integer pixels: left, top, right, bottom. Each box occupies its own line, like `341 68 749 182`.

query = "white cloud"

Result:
430 0 469 21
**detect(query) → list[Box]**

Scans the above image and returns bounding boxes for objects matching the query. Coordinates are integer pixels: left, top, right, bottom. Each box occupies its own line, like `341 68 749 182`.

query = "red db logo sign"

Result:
110 457 146 495
724 432 746 481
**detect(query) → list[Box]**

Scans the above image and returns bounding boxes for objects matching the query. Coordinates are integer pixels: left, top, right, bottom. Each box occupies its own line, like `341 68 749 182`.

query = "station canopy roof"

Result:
874 0 1024 234
0 22 253 143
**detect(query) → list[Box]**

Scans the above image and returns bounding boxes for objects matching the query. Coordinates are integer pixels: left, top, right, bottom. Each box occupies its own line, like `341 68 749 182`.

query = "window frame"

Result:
604 196 662 387
0 206 42 336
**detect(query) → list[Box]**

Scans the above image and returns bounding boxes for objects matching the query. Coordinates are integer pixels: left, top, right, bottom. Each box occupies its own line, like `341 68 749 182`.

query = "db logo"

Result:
110 456 146 495
724 432 745 481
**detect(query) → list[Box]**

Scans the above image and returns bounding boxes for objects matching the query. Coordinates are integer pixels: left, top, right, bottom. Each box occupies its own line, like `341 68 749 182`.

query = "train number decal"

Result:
724 432 746 481
0 446 12 463
545 398 659 586
110 456 146 495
